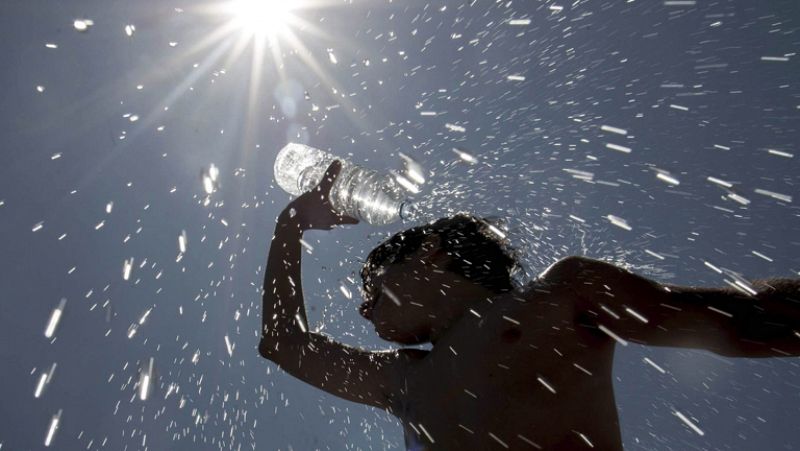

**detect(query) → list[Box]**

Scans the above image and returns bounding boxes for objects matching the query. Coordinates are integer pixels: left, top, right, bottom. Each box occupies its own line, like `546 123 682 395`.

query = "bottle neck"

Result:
399 202 421 223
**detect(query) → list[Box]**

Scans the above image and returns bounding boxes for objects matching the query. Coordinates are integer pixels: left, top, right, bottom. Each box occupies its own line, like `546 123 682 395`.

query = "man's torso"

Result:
392 282 622 450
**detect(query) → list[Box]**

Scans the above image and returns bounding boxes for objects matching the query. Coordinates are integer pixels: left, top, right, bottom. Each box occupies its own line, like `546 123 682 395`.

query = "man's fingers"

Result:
319 160 342 190
335 214 359 225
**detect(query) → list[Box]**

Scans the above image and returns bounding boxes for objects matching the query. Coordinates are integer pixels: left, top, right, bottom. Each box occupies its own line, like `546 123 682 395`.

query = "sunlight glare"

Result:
227 0 295 37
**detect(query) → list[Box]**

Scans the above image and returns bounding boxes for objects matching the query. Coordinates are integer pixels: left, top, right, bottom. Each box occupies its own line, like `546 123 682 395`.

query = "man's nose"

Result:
359 301 372 319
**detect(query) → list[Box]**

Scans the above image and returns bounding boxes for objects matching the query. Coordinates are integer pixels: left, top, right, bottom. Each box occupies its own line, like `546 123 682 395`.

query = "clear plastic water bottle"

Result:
274 143 418 226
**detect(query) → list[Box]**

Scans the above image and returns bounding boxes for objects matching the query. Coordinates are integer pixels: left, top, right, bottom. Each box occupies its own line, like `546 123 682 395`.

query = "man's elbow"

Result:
258 333 309 362
258 338 274 360
258 336 288 360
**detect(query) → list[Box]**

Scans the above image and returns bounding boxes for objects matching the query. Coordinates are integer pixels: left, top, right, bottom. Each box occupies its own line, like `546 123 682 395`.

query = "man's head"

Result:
359 213 520 344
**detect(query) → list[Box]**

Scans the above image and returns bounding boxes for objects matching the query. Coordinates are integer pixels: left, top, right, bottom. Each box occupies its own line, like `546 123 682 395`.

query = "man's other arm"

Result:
541 256 800 357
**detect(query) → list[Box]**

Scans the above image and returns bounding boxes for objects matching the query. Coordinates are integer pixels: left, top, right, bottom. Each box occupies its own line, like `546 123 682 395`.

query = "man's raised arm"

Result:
542 256 800 357
258 162 407 410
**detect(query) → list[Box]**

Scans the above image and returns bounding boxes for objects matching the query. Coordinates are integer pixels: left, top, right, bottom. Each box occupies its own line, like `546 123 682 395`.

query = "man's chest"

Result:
391 292 617 448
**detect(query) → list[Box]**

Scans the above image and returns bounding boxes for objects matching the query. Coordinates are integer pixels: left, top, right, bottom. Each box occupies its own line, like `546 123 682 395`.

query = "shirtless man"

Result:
259 161 800 450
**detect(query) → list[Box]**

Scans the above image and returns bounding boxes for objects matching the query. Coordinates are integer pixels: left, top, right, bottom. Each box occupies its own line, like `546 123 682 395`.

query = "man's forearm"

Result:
261 209 309 353
660 278 800 356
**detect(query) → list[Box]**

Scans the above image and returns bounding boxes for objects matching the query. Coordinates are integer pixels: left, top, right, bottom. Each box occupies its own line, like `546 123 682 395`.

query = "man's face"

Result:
359 241 490 345
360 258 436 344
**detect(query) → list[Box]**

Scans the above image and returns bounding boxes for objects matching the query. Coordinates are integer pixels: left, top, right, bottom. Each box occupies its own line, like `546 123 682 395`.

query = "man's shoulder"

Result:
486 280 585 327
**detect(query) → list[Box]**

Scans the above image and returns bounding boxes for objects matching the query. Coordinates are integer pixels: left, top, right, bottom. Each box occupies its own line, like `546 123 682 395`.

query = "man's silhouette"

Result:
259 161 800 450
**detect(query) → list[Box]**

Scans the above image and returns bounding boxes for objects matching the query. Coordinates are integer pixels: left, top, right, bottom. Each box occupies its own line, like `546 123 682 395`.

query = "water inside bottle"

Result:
331 167 404 226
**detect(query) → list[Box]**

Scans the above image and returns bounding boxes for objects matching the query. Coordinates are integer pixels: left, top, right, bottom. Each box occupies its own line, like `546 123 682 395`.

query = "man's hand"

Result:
286 160 359 231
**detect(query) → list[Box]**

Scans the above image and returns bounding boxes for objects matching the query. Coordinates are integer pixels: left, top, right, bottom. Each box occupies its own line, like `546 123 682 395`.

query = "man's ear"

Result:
418 234 449 266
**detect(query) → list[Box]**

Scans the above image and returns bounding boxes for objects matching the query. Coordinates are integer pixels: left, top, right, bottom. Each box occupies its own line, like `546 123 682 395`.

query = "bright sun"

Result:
226 0 295 37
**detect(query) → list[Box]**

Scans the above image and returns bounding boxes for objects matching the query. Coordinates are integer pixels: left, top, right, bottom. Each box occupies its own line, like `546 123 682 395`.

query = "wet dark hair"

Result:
360 213 520 315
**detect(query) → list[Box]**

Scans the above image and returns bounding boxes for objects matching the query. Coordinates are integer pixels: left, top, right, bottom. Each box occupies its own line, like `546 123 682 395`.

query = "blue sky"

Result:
0 0 798 449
